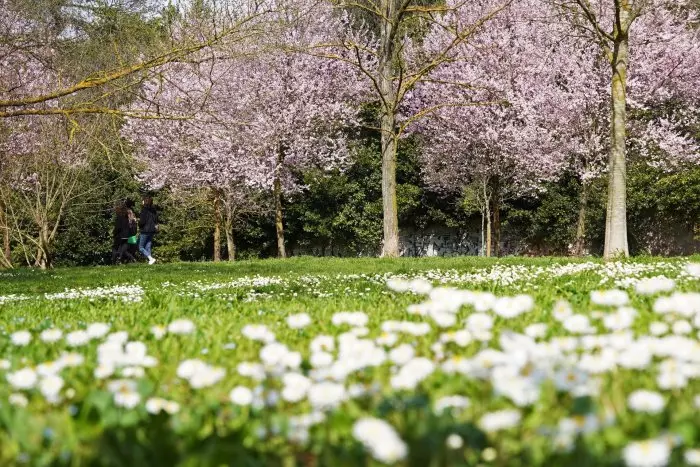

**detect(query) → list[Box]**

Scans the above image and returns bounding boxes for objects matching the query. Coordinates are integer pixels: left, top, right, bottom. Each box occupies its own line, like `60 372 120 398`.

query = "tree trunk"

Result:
35 247 44 269
213 191 221 262
378 0 400 258
604 18 630 259
492 204 501 257
484 190 492 258
573 182 589 256
380 120 399 258
274 179 286 258
0 202 10 268
480 209 485 257
492 178 501 257
274 177 287 258
2 227 9 267
224 206 236 262
226 229 236 262
36 221 51 269
273 150 286 258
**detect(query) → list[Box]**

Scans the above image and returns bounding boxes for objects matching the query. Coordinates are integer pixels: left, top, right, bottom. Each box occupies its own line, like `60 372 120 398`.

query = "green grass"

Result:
0 257 698 466
0 256 590 293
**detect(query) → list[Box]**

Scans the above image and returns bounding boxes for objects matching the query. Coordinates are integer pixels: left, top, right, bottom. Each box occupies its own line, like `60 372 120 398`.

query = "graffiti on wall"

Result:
399 230 482 257
290 226 526 257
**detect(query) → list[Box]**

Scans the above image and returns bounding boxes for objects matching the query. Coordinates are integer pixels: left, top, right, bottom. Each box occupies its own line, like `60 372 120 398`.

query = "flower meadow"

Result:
1 257 700 466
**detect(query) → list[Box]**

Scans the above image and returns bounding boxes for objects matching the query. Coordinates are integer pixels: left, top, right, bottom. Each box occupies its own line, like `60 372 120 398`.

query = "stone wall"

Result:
290 224 526 257
289 222 698 257
399 228 481 257
398 226 525 257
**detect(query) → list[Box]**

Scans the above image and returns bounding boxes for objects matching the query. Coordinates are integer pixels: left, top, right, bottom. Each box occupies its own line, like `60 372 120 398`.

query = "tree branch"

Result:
0 107 196 119
573 0 614 42
397 0 513 103
0 11 268 110
397 100 506 137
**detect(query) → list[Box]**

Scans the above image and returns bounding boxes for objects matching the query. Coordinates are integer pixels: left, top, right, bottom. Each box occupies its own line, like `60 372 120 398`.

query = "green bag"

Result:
127 235 138 245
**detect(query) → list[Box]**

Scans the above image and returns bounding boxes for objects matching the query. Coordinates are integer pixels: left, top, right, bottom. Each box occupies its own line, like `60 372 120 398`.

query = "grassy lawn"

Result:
0 256 699 466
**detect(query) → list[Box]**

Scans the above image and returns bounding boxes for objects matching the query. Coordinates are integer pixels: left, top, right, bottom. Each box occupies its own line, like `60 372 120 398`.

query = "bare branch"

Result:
397 0 513 103
573 0 614 42
0 107 196 119
397 99 506 137
0 10 269 111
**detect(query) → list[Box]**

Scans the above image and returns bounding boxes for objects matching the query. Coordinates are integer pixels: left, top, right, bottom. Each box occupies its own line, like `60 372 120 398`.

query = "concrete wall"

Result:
290 224 527 257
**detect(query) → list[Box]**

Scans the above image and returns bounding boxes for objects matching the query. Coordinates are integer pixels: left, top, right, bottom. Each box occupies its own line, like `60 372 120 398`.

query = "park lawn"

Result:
0 256 594 294
0 256 699 466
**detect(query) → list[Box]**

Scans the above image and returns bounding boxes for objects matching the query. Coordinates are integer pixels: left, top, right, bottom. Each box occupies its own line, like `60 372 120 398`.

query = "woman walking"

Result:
112 201 136 264
125 198 139 258
138 196 158 265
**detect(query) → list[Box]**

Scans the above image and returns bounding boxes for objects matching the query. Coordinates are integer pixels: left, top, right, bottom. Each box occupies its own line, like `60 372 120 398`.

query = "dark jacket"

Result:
139 206 158 234
114 213 131 240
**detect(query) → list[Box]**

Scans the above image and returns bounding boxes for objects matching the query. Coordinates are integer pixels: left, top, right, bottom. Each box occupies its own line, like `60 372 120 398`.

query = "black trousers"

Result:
112 238 135 264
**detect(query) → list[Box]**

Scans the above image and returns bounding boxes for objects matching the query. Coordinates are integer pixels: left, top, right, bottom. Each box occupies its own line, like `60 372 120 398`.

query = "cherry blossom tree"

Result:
413 0 699 257
551 0 700 258
411 0 580 256
563 53 700 256
125 0 365 258
229 1 365 258
557 49 611 256
122 58 272 261
315 0 512 257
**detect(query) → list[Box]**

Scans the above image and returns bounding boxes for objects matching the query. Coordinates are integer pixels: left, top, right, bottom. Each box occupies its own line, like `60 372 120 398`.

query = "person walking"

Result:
125 198 139 258
112 201 136 264
138 196 158 265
